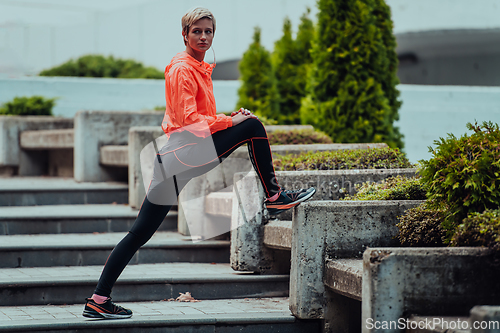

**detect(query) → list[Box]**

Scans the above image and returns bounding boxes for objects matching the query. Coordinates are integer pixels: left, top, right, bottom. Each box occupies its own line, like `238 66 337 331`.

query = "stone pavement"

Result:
0 297 290 322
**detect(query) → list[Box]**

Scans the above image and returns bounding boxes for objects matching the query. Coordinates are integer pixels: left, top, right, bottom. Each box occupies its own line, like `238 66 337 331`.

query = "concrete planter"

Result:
289 200 423 320
362 247 500 333
230 169 419 275
74 110 163 183
178 143 393 237
0 116 73 176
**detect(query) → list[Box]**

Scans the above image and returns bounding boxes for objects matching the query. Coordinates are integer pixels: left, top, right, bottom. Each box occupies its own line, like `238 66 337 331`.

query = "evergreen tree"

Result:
236 27 278 118
372 0 403 146
272 10 315 124
272 18 298 124
300 0 404 148
295 8 315 90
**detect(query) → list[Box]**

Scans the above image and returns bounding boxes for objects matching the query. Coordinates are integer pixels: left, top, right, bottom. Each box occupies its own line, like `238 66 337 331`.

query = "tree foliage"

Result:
419 121 500 233
272 9 315 124
39 55 164 79
236 28 279 118
300 0 403 148
0 96 56 116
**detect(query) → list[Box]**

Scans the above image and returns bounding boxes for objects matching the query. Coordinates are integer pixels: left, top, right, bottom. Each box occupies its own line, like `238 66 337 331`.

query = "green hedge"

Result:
419 121 500 234
268 128 332 145
343 176 426 201
39 55 164 79
0 96 56 116
273 147 412 171
396 202 448 247
451 209 500 250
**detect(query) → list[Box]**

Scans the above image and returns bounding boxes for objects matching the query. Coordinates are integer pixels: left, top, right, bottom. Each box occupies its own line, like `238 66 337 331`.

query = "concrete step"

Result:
0 298 321 333
0 204 177 235
0 263 289 306
0 177 128 206
0 231 230 268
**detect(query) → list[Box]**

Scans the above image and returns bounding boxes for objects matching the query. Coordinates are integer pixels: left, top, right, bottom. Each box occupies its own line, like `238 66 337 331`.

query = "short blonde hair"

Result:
182 7 216 38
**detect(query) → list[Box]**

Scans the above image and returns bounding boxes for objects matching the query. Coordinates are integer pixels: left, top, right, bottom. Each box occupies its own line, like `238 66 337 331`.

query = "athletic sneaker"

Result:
265 187 316 216
83 297 132 319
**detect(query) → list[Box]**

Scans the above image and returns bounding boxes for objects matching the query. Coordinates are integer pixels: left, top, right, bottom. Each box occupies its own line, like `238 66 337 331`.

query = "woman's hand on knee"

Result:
231 108 258 126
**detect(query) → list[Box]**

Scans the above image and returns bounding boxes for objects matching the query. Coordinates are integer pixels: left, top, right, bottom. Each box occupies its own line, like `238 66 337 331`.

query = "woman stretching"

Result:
83 7 315 319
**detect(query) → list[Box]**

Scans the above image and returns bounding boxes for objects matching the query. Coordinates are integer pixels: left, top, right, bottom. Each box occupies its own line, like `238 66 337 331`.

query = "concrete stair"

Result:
0 176 317 332
0 232 229 268
0 263 289 306
0 204 176 235
0 177 128 206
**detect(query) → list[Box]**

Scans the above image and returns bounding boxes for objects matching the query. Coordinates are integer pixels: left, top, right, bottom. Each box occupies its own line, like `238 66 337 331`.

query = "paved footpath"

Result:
0 297 290 322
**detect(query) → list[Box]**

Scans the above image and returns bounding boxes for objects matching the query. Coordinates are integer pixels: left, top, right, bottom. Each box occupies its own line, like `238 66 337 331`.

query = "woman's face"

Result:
185 18 214 53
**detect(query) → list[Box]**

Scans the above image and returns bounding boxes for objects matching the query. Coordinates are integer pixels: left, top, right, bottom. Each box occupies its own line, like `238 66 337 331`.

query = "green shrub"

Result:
299 0 403 148
272 10 314 124
236 27 279 119
343 176 427 201
0 96 56 116
451 209 500 250
396 201 448 247
273 147 412 171
39 55 163 79
419 121 500 233
268 128 333 145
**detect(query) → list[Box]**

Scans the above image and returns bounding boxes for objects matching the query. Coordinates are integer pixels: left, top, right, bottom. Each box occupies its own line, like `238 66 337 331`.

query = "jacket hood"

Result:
165 51 215 76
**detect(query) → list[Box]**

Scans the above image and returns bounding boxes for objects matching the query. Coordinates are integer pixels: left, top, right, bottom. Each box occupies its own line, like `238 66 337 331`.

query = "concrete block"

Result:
177 150 252 238
74 110 163 182
470 306 500 333
362 247 500 333
128 126 165 209
323 259 363 333
205 191 233 217
324 258 362 301
0 116 73 175
100 145 128 167
263 220 293 250
230 169 418 269
290 200 422 320
20 129 74 149
230 171 277 273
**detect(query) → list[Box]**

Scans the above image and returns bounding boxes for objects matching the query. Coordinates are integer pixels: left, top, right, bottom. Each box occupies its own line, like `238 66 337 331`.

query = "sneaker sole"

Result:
83 310 132 319
266 188 316 215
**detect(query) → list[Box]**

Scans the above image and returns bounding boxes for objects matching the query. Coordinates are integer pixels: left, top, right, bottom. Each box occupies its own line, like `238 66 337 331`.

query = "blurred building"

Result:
1 0 500 85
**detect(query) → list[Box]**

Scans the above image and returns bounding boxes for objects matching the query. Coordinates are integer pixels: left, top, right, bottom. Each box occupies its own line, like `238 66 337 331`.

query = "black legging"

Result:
94 118 281 297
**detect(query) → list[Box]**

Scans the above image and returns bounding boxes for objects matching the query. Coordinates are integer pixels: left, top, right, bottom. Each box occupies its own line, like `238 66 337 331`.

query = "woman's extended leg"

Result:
83 176 189 319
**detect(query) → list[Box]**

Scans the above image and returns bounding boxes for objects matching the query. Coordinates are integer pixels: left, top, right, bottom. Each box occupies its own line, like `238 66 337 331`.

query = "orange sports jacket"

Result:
161 51 233 138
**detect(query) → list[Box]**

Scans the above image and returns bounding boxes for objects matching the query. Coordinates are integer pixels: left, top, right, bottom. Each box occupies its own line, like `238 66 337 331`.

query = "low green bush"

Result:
396 202 448 247
343 176 427 201
0 96 56 116
273 147 413 171
39 55 164 79
419 121 500 233
451 209 500 250
268 128 332 145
